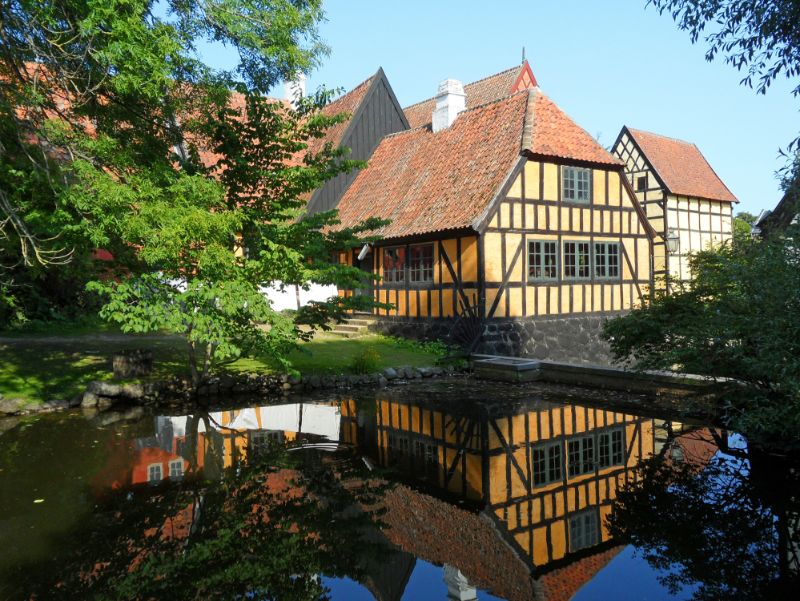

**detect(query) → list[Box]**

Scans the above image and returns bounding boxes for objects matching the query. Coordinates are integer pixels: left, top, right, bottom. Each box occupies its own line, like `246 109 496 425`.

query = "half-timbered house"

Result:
612 127 736 290
335 65 654 363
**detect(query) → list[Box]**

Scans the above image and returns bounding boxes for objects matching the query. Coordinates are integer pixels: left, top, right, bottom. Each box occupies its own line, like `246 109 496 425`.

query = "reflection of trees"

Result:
608 436 800 600
14 413 393 601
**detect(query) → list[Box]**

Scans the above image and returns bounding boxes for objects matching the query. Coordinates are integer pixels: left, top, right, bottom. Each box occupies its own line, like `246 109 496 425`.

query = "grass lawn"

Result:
0 329 446 405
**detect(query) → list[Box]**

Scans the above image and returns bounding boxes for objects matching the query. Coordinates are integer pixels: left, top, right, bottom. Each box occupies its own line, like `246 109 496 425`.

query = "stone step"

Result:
343 319 373 326
329 330 361 338
335 324 365 333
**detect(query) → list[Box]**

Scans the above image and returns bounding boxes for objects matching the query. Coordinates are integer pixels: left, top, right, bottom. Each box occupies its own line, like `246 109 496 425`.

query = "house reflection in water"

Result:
102 392 716 601
362 395 717 600
120 401 357 486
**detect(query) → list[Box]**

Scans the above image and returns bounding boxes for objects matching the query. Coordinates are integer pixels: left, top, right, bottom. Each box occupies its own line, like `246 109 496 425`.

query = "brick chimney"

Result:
432 79 466 133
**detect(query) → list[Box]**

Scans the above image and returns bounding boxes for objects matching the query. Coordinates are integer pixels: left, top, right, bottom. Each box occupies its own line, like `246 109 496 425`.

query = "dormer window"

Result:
562 167 591 204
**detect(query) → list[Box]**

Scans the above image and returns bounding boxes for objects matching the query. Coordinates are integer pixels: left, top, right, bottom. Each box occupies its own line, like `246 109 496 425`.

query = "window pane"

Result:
549 444 562 481
612 429 624 464
409 244 433 283
563 168 576 200
532 447 546 485
384 247 406 283
564 168 591 203
529 241 558 280
595 243 620 278
598 433 610 468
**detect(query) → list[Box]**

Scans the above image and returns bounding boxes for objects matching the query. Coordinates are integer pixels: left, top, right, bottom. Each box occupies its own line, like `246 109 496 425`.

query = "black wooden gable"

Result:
306 68 409 216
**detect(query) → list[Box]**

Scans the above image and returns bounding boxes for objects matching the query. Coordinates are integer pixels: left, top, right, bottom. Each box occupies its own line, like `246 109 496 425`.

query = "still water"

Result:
0 379 797 600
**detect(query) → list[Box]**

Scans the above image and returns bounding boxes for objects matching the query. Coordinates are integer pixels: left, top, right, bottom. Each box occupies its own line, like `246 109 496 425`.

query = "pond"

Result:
0 379 798 600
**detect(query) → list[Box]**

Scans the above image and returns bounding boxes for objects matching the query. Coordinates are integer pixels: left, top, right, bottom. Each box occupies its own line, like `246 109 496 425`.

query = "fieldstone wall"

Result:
368 317 457 343
371 314 619 366
476 314 616 365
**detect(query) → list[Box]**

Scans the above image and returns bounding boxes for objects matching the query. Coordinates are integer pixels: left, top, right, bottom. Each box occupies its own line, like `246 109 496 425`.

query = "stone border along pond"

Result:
0 364 468 417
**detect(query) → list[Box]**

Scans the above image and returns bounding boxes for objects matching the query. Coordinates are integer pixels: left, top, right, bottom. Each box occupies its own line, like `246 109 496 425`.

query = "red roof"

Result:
625 127 737 203
336 88 620 240
403 61 538 129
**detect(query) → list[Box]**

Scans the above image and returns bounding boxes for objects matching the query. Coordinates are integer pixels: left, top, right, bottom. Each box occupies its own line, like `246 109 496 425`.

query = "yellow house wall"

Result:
483 158 652 319
665 195 733 282
372 234 479 319
613 131 735 291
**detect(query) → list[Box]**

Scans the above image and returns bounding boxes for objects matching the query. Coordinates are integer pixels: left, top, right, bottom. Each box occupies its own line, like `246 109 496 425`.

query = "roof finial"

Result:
522 46 526 64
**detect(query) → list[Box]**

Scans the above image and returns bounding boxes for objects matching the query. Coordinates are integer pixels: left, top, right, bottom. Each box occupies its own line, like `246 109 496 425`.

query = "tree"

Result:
7 422 396 600
1 1 325 311
1 1 385 383
733 210 757 241
608 438 800 600
603 225 800 449
84 91 384 386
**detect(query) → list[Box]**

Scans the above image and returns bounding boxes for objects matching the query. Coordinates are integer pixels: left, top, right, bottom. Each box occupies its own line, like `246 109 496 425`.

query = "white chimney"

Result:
432 78 466 133
283 73 306 108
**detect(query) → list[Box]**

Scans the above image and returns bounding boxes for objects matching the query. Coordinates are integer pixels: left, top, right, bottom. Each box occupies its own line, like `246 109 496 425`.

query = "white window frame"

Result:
408 243 434 284
147 463 163 483
562 166 592 204
382 246 406 284
168 459 184 479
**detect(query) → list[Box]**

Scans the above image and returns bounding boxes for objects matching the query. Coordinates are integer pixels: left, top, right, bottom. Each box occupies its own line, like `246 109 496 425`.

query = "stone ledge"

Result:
71 363 468 412
471 354 718 395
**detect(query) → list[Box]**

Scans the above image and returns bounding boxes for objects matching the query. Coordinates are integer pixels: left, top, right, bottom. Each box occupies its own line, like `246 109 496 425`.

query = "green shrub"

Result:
349 347 381 374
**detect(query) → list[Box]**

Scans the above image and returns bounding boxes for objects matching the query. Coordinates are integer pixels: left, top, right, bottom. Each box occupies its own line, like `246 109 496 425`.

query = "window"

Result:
563 167 591 203
636 175 647 192
611 429 624 464
147 463 163 483
594 242 620 279
563 241 590 279
249 430 284 459
597 428 625 468
528 240 558 280
568 435 595 476
383 247 406 283
532 441 563 486
409 244 434 283
569 510 599 552
169 460 184 479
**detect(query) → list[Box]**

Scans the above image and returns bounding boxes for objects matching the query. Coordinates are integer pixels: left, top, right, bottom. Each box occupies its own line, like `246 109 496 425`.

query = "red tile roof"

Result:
336 88 620 240
526 91 622 166
538 546 624 601
626 127 737 203
403 61 538 129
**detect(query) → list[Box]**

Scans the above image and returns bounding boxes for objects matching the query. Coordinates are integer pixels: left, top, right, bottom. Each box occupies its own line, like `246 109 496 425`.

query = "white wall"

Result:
262 283 338 312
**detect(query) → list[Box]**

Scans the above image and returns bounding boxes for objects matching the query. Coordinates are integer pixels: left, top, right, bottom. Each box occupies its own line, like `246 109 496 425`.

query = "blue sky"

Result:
199 0 798 216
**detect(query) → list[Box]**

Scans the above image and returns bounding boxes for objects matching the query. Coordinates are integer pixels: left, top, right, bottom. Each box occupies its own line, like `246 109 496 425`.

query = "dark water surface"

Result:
0 379 797 600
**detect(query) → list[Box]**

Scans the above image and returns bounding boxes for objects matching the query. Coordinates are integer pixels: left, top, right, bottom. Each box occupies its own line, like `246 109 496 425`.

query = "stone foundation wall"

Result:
476 314 616 365
368 317 457 343
371 314 619 366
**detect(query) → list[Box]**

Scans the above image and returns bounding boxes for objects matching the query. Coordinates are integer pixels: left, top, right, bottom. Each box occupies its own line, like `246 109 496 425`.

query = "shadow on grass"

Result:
0 338 188 404
0 332 445 404
229 333 444 376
